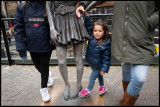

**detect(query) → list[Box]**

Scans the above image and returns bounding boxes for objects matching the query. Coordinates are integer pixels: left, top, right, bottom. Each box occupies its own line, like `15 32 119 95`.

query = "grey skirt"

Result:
54 12 90 45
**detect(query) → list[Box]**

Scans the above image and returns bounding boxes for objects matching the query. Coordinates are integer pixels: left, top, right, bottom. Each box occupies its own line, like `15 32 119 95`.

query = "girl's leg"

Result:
56 45 70 100
127 64 149 97
87 67 100 92
98 74 104 87
39 51 52 88
70 43 84 99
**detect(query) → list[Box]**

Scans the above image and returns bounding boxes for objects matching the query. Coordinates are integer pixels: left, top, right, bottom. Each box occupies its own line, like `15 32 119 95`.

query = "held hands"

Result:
50 28 61 46
76 6 87 18
100 71 105 76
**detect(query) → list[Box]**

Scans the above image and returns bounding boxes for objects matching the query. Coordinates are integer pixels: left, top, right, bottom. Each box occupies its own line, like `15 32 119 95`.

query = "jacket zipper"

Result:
122 1 130 63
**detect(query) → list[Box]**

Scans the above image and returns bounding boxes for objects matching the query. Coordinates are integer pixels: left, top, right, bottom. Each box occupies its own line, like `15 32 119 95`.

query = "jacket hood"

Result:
98 34 111 46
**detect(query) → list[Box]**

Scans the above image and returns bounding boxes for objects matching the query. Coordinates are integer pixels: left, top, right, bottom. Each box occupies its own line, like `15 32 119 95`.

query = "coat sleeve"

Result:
147 1 159 31
14 4 26 51
101 42 111 73
85 15 93 39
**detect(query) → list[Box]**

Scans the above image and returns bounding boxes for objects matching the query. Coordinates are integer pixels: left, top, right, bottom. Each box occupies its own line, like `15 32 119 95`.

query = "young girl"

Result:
79 19 111 97
14 1 55 102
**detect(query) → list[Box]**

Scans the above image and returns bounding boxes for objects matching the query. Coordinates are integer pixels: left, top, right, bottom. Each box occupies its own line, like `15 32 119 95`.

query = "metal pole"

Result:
4 1 8 18
1 19 13 66
85 1 102 12
4 1 9 29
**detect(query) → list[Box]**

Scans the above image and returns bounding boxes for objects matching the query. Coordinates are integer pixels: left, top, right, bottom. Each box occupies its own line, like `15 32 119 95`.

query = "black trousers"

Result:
30 51 52 88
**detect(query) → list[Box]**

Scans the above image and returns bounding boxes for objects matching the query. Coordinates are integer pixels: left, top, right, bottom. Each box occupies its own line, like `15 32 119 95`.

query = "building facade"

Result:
1 1 159 63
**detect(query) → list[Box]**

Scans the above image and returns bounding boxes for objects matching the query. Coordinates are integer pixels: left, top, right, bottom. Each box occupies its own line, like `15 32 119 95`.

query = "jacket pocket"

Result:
24 17 49 39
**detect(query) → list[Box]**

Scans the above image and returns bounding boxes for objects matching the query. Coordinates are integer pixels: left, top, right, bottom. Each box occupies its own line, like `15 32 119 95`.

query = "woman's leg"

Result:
39 51 52 88
56 45 70 100
70 43 84 99
121 63 131 92
30 52 41 73
127 64 149 97
122 63 131 82
119 64 148 106
30 52 52 88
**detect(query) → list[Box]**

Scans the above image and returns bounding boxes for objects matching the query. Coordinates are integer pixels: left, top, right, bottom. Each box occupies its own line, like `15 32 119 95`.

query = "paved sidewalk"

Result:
1 65 159 106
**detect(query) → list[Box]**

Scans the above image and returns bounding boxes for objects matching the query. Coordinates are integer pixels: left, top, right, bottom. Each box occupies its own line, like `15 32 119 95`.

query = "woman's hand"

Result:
100 71 105 76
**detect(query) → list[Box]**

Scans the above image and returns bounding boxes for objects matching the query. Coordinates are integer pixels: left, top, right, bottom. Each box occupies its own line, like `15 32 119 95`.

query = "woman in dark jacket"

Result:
14 1 55 102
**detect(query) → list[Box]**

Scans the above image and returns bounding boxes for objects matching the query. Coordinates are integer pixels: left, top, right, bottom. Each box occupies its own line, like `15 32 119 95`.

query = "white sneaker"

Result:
40 88 51 102
47 71 54 87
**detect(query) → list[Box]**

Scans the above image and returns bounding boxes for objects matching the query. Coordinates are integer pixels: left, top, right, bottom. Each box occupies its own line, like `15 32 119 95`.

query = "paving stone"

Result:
1 65 159 106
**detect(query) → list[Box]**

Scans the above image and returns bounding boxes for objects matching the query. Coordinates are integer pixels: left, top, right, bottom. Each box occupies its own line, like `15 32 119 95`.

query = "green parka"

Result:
111 1 159 64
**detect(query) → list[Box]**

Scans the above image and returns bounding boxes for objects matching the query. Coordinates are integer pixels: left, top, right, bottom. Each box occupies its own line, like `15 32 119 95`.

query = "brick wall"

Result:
6 1 18 18
1 1 18 18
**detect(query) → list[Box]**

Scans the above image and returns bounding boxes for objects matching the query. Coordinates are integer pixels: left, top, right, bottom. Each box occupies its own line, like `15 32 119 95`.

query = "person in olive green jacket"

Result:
111 1 159 106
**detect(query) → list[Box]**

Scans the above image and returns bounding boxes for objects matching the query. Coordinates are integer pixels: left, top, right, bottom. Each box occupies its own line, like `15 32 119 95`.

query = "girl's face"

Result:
93 25 104 40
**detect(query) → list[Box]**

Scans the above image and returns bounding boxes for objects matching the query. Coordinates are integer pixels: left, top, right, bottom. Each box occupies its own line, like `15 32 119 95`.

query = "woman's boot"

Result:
122 80 130 92
119 91 139 106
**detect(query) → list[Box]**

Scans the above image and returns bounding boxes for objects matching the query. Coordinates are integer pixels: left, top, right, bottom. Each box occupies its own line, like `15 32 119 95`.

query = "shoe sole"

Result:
42 96 51 102
99 89 107 95
79 94 90 98
43 98 51 103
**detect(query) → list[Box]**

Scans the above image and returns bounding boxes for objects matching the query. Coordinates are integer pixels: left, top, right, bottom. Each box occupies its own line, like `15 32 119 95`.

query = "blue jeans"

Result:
122 63 149 97
87 66 104 92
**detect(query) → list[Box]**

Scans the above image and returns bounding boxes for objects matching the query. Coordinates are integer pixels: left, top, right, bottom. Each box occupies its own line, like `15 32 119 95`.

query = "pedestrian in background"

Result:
6 31 11 45
11 31 15 37
14 1 56 102
111 1 159 106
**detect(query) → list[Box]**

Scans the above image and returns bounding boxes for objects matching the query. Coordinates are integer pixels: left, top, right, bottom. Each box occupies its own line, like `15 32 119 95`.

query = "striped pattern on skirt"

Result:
54 12 90 45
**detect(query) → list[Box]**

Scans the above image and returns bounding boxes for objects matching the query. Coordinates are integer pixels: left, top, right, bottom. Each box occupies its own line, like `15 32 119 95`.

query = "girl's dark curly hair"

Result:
92 19 109 42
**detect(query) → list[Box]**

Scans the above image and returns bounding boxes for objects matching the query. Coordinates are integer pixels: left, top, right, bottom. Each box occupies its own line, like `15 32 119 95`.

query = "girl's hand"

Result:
76 6 87 18
100 71 105 76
